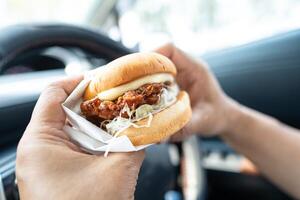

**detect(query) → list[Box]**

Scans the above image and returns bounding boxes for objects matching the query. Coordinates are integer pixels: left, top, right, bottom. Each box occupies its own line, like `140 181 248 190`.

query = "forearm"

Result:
222 99 300 198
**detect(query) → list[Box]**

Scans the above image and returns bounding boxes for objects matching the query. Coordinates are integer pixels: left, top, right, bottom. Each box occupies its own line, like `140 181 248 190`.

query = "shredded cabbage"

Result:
104 84 179 136
135 104 153 119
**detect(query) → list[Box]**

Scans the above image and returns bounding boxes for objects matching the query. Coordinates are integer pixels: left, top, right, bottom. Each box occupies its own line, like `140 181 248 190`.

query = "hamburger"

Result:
80 52 192 146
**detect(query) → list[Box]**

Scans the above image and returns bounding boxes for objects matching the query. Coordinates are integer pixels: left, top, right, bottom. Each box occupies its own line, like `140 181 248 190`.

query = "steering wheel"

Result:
0 24 205 200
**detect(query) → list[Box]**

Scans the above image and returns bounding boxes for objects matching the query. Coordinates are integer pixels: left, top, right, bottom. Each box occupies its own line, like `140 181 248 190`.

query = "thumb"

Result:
30 75 82 129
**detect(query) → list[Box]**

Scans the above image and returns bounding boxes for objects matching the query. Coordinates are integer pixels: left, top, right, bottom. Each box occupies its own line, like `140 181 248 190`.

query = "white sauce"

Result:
97 73 174 100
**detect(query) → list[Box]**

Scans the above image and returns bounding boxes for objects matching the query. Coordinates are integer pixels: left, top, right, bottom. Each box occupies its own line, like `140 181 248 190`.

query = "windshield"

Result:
0 0 97 26
114 0 300 53
1 0 300 54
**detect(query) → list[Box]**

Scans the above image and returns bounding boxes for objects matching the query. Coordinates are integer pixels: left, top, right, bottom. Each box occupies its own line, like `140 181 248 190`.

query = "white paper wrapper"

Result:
62 66 152 155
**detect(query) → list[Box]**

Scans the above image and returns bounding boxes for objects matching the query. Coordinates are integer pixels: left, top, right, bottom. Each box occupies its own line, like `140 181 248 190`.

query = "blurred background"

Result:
1 1 300 200
1 0 300 54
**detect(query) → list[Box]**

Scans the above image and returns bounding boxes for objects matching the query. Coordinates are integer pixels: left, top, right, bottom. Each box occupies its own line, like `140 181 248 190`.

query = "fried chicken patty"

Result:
80 83 164 120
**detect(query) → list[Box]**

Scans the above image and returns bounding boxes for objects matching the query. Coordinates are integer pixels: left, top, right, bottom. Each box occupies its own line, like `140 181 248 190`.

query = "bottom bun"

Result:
119 91 192 146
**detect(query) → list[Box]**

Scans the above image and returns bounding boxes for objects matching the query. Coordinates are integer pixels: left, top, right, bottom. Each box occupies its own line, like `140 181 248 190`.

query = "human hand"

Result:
155 44 237 140
16 76 144 200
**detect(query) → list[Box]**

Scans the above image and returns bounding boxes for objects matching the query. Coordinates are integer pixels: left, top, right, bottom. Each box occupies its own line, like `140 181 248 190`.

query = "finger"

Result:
129 150 145 166
30 75 83 128
169 125 191 142
51 75 84 95
154 43 175 58
155 43 194 75
103 151 145 174
111 150 145 165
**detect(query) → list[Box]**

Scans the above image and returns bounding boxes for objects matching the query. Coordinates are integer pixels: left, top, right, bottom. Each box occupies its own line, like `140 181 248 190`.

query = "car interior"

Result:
0 1 299 200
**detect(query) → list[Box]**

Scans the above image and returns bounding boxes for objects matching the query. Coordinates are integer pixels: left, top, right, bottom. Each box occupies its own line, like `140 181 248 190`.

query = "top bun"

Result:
84 52 177 100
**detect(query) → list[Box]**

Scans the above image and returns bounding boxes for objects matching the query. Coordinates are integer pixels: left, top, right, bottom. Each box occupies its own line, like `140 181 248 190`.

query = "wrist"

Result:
221 97 246 136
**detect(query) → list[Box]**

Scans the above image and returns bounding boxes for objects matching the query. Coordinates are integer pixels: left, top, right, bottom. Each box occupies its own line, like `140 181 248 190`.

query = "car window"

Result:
0 0 97 27
113 0 300 54
1 0 299 55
